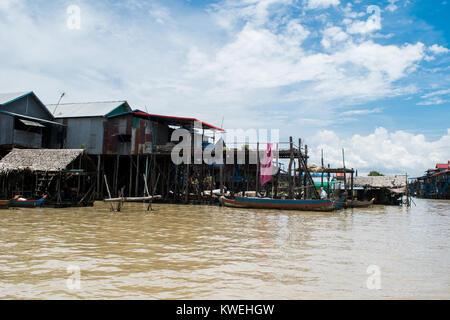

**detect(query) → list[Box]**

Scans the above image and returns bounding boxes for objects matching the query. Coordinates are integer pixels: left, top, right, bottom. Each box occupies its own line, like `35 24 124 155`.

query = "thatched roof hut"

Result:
353 175 407 189
0 149 84 173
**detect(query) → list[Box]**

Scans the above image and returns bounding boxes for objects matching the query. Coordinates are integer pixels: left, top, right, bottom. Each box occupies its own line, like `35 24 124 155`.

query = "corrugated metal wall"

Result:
0 114 13 145
61 117 105 154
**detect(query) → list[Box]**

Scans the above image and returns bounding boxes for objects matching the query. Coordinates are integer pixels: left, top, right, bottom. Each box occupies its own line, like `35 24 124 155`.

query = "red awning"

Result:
132 111 224 132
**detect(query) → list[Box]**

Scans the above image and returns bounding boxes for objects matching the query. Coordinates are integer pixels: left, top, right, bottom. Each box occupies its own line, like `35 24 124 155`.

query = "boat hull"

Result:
10 195 47 208
220 196 339 212
0 200 12 209
344 198 375 208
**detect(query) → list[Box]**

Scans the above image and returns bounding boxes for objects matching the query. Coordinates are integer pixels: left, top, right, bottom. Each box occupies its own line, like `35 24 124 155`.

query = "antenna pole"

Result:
53 92 66 115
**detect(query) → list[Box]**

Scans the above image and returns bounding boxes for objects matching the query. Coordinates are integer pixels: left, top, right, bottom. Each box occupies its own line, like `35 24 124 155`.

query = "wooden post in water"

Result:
293 160 297 198
210 165 214 204
104 174 115 211
77 156 82 198
321 149 324 188
256 142 260 196
305 144 309 199
135 154 140 197
143 173 152 211
97 155 101 199
275 142 279 198
185 163 190 203
220 160 224 196
232 161 236 197
128 155 133 197
288 137 294 199
297 139 302 199
350 169 354 200
166 161 171 201
174 164 179 202
327 164 331 199
113 155 119 197
342 148 347 198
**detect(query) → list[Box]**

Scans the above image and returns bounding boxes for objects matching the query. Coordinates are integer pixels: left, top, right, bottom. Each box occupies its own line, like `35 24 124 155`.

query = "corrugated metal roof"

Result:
0 91 31 105
48 101 130 118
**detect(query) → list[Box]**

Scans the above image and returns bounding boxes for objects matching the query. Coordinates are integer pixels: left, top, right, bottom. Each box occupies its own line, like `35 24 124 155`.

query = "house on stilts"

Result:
0 149 97 206
0 92 64 158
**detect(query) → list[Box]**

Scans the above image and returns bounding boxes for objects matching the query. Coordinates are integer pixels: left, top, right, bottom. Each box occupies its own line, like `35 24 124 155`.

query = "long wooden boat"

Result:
10 195 47 208
344 197 375 208
0 199 13 209
220 196 344 212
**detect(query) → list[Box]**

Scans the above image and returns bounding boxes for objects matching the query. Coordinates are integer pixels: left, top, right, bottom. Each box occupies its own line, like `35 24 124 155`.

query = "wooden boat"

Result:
220 196 344 212
344 197 375 208
0 199 13 209
10 195 47 208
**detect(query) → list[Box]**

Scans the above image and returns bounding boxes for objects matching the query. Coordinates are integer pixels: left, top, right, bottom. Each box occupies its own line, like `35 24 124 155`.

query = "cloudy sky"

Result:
0 0 449 176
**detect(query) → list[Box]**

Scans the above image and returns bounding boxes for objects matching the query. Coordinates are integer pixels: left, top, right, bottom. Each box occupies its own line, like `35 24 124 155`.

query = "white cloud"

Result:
321 26 348 48
386 0 399 12
417 89 450 105
340 107 383 116
148 3 173 25
305 0 340 10
346 5 382 34
309 128 450 176
429 44 450 54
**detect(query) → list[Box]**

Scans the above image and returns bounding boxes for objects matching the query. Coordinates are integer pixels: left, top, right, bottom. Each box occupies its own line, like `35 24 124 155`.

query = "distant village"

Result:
0 91 448 208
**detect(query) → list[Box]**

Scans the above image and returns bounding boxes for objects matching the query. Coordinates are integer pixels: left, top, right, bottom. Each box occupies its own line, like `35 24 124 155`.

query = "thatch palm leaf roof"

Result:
0 149 84 173
353 175 407 188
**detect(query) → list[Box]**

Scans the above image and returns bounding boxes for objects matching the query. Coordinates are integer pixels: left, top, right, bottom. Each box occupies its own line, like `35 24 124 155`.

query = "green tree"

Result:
368 170 384 176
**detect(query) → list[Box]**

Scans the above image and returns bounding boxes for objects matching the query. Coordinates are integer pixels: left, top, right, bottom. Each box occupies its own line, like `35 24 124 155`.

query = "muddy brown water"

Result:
0 198 449 299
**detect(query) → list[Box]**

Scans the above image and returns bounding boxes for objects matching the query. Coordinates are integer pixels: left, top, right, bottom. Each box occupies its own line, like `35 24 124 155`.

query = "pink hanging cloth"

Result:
260 143 274 185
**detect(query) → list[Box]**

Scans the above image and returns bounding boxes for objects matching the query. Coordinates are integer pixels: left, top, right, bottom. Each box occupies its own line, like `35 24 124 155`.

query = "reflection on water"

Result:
0 199 449 299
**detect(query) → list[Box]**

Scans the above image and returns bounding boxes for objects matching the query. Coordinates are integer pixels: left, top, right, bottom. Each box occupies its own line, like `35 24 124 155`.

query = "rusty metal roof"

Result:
109 110 225 132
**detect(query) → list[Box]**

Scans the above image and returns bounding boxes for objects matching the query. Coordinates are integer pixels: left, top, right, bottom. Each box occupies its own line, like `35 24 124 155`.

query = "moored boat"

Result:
344 197 375 208
220 196 344 212
10 195 47 208
0 199 13 209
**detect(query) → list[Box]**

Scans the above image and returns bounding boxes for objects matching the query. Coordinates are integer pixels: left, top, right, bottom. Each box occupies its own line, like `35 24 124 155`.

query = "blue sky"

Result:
0 0 449 175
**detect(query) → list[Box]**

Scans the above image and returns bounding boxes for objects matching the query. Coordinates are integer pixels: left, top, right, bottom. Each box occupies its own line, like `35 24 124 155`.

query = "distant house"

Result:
436 162 450 170
0 91 63 154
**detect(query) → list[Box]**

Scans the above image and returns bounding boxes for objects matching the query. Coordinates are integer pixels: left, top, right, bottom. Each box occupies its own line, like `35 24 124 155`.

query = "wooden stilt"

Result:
135 154 140 197
129 155 133 197
350 169 354 200
97 155 101 198
113 155 119 197
77 156 82 198
220 162 224 196
256 142 260 197
185 163 190 203
304 144 309 199
342 148 347 201
321 149 324 188
143 173 152 211
327 164 331 199
288 137 294 199
104 174 115 211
